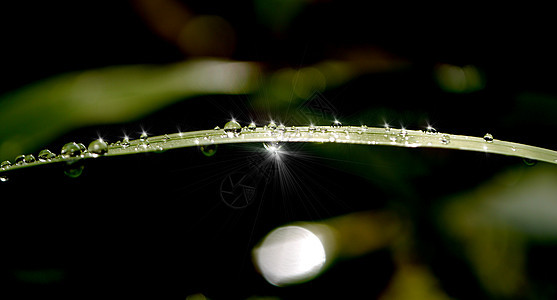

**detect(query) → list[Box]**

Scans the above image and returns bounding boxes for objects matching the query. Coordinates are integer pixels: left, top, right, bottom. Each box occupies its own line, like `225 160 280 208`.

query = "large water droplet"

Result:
24 154 36 164
277 124 286 133
224 120 242 137
14 155 25 165
247 122 257 131
1 160 11 170
61 142 82 159
200 144 217 157
483 133 494 143
88 139 108 157
38 149 56 162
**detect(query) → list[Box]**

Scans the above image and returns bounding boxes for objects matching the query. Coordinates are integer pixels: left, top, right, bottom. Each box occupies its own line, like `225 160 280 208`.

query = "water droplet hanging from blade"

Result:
200 144 218 157
64 160 84 178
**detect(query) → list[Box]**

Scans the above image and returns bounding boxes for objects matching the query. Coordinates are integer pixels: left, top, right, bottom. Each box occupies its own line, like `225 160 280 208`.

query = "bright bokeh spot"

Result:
253 226 327 286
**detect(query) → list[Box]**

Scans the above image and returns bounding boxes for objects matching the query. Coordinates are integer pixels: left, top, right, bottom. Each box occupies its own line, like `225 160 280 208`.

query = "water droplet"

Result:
88 139 108 157
263 141 283 153
308 125 316 133
24 154 36 164
214 126 221 130
200 144 217 157
163 134 171 142
440 134 450 144
0 176 8 182
140 132 148 142
38 149 56 161
224 120 242 137
331 120 343 128
277 124 286 133
1 160 11 170
121 137 130 148
247 122 257 131
359 125 368 134
511 146 517 152
388 133 397 142
424 126 438 134
267 121 277 131
61 142 82 159
77 143 87 154
483 133 494 143
320 128 328 133
14 155 25 165
64 160 84 178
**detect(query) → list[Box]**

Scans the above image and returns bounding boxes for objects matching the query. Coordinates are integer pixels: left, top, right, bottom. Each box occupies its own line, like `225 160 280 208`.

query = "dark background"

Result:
1 1 557 299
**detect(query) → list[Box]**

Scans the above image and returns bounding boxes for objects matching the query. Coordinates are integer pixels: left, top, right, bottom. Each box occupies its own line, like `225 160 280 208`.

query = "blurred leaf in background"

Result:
0 59 259 161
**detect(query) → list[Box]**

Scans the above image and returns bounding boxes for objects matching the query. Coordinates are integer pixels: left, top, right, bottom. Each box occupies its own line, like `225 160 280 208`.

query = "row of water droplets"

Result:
369 123 495 147
0 120 501 172
2 118 542 182
0 139 108 181
222 119 350 150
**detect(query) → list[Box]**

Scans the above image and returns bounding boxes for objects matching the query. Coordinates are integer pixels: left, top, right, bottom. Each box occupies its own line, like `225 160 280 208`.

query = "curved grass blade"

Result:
1 125 557 175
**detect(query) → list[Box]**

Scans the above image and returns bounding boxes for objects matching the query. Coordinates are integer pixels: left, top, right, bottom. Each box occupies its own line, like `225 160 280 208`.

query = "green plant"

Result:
2 122 556 181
